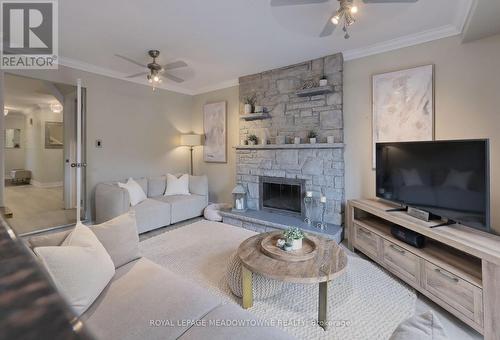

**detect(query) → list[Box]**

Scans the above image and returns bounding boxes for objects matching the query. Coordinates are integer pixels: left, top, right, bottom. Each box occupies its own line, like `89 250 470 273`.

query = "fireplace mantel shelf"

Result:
234 143 344 150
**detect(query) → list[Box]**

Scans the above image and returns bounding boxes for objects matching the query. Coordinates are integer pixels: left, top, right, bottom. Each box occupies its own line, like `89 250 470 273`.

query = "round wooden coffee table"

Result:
237 231 348 330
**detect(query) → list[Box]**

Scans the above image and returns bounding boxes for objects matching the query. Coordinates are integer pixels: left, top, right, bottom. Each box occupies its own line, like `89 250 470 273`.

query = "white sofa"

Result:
95 175 208 233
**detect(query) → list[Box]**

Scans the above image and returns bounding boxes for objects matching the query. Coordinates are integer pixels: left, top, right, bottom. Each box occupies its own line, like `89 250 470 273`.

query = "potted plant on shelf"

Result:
308 131 317 144
247 134 258 146
283 227 305 250
243 95 256 114
319 76 328 87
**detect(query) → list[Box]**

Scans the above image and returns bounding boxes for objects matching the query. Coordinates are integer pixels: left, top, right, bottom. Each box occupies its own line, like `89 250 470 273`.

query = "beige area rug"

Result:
139 220 416 340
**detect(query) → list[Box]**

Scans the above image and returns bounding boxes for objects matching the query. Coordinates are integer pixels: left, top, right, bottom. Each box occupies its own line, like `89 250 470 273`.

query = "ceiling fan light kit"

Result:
271 0 419 39
115 49 188 91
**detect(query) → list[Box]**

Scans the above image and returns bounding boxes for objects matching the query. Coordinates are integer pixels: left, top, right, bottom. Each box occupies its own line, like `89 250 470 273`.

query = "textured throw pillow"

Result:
389 311 448 340
164 173 190 196
91 211 140 268
442 169 473 190
34 223 115 316
118 177 147 206
401 168 424 186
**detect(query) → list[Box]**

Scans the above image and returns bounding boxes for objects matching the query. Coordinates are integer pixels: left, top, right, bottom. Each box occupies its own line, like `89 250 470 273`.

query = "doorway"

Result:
2 74 86 235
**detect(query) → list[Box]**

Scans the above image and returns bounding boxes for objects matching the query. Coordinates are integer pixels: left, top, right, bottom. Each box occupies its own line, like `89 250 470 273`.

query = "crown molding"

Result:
192 79 239 96
58 57 196 96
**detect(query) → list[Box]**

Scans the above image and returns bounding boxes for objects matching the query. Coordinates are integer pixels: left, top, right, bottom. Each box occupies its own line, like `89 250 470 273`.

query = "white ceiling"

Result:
58 0 474 95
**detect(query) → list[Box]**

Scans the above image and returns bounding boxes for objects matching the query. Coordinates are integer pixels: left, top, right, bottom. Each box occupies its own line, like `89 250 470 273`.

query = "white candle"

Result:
306 191 313 198
320 196 327 203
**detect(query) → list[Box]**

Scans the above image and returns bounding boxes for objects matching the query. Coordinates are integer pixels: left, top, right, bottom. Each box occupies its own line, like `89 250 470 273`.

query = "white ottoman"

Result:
226 252 285 299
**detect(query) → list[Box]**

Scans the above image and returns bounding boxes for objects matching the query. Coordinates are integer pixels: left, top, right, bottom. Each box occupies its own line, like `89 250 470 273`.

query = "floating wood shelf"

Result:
240 113 270 121
234 143 344 150
295 85 334 97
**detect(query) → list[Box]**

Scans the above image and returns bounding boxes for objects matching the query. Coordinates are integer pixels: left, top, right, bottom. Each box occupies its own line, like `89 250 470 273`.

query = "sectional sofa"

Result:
95 175 208 233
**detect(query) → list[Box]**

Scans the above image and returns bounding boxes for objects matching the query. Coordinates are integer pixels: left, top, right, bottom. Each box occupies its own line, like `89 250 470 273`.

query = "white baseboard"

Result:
31 180 63 188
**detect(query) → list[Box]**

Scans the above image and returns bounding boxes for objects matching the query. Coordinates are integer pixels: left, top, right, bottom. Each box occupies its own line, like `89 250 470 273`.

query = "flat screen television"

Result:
376 139 490 232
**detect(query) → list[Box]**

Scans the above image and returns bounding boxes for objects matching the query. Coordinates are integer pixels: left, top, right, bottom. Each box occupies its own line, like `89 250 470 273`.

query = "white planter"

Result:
290 238 303 250
260 138 267 145
327 136 335 144
248 140 256 145
294 137 301 144
244 104 252 114
310 138 317 144
319 79 328 86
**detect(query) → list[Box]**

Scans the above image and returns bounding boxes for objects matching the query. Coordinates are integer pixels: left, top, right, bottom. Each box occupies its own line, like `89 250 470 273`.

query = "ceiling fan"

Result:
271 0 418 39
115 50 188 89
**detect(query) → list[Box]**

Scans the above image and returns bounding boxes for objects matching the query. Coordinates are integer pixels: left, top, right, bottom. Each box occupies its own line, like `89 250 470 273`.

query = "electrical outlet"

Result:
95 139 103 148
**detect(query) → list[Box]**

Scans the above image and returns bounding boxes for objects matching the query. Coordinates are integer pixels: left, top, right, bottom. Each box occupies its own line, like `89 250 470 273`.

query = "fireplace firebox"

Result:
259 177 305 217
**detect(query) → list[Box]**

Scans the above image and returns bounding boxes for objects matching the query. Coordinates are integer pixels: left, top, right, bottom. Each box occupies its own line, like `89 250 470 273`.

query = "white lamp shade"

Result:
180 134 201 146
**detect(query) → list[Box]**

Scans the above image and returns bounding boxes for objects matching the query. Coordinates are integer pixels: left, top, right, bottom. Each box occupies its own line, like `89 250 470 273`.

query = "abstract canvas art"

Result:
372 65 434 167
203 101 227 163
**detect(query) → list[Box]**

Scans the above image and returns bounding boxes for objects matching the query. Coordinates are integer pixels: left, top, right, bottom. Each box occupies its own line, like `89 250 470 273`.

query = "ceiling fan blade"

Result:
125 71 148 78
115 54 147 68
362 0 417 3
319 18 336 37
163 73 185 83
271 0 328 6
163 60 188 70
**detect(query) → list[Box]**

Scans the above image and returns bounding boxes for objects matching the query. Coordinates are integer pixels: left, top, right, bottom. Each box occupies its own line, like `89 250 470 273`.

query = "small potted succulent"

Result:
319 76 328 87
283 227 305 250
247 134 258 146
308 131 317 144
243 95 256 114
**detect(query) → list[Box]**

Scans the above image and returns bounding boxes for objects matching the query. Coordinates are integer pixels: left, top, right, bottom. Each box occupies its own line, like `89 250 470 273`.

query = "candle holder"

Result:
316 199 327 230
304 195 314 226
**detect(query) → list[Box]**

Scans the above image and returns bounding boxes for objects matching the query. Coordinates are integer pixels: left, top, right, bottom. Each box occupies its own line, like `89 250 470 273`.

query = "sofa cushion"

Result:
91 211 140 268
148 176 167 197
118 178 147 206
178 303 294 340
165 173 190 196
34 224 115 316
154 194 207 224
189 175 208 196
133 198 171 234
389 311 447 340
81 258 221 340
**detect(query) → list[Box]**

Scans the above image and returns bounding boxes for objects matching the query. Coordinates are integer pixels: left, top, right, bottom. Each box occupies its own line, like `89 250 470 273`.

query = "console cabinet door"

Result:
382 240 420 286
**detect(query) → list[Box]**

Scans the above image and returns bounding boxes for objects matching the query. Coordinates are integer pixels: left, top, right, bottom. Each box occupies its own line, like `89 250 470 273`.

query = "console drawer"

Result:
382 240 420 286
354 224 381 259
423 262 483 326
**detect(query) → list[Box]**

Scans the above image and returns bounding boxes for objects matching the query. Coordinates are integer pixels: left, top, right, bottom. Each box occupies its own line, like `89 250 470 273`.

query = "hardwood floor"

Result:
5 185 76 235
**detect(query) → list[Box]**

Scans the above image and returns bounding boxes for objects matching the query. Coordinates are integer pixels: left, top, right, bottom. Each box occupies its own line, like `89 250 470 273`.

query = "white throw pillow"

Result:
118 177 147 206
164 173 190 196
401 168 424 186
389 311 448 340
442 169 473 190
34 223 115 316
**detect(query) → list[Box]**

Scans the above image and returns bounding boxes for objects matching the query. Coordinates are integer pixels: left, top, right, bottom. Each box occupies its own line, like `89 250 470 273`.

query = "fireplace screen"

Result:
260 177 304 215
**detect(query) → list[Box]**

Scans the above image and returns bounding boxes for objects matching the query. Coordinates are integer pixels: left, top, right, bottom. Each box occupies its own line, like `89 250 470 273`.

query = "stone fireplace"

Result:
234 53 345 227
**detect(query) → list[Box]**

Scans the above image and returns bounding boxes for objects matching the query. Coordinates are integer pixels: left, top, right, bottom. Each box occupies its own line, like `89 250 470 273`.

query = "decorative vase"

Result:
260 138 267 145
327 136 335 144
290 238 303 250
310 138 317 144
294 137 301 144
244 104 252 114
319 78 328 86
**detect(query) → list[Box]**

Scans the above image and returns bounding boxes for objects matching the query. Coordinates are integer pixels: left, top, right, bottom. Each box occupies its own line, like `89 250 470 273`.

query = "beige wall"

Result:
5 66 193 219
344 34 500 233
191 86 239 204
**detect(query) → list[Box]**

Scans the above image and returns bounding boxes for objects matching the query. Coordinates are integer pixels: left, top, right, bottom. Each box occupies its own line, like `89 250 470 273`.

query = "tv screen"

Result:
376 140 490 232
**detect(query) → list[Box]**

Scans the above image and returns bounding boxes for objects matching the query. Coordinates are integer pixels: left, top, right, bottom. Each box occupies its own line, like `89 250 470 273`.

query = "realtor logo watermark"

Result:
1 0 58 69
